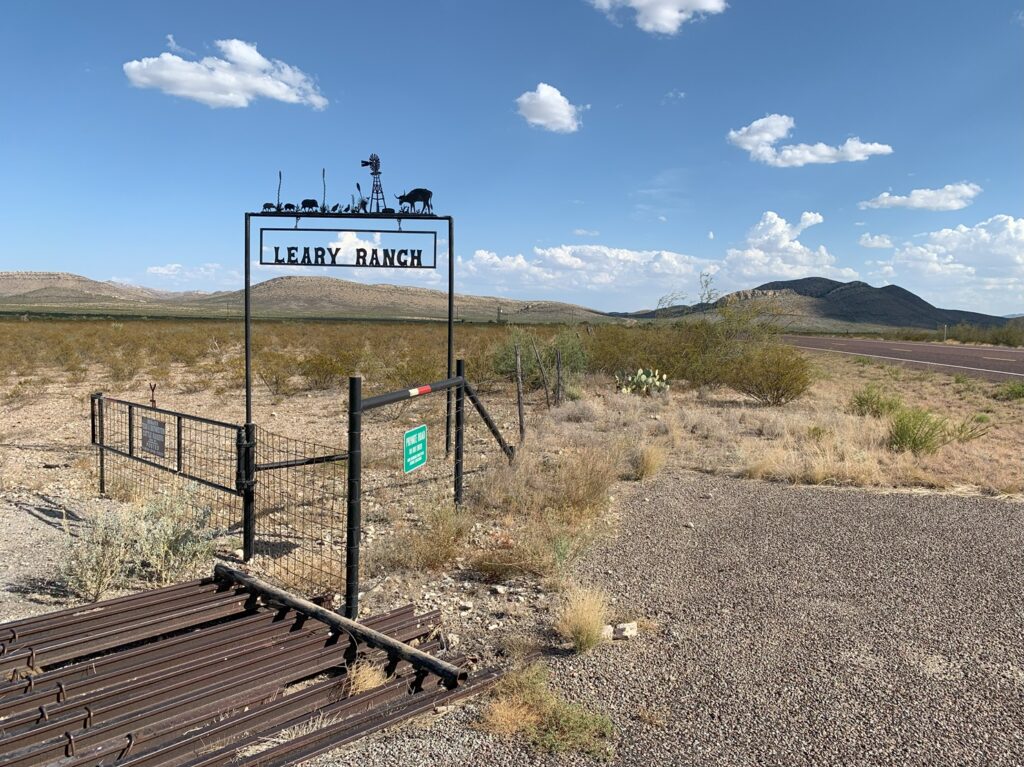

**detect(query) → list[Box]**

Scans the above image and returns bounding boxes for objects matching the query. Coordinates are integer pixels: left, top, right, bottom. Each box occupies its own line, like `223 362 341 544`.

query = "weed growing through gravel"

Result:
553 585 610 653
481 663 614 758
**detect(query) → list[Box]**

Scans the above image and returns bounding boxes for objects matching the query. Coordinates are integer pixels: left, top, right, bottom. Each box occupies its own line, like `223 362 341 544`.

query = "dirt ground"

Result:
1 348 1021 764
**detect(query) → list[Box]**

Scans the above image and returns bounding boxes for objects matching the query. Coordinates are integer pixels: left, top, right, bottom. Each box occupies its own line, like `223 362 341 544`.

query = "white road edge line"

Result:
790 346 1024 378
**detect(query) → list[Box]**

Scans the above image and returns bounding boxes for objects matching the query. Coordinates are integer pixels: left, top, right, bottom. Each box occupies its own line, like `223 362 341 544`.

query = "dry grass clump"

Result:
620 443 666 481
553 585 610 653
555 400 601 423
481 663 614 758
347 660 387 694
61 508 138 602
366 501 472 573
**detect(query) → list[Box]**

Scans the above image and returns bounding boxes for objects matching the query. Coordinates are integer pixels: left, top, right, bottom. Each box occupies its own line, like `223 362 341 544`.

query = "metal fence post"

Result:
127 403 135 457
239 423 257 561
455 359 465 506
345 376 363 619
94 393 106 495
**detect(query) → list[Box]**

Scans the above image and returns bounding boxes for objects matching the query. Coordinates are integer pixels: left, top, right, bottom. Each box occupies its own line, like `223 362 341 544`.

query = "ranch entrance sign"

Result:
242 154 456 448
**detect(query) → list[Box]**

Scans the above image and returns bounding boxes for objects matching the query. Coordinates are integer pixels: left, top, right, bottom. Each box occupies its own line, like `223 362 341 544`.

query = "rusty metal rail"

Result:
0 571 498 767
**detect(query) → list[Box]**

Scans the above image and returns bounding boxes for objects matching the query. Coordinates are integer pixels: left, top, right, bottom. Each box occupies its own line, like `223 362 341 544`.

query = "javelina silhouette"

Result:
300 199 319 212
262 203 275 212
395 189 433 214
283 203 296 212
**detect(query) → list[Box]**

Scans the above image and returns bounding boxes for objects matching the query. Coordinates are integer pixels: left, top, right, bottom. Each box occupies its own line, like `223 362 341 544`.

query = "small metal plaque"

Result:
141 416 166 459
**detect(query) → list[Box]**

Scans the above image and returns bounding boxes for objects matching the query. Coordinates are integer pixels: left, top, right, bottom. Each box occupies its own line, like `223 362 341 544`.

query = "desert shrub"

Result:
615 368 669 396
727 344 811 406
482 663 614 757
887 408 949 455
994 381 1024 401
553 585 609 653
298 353 343 390
60 508 139 602
255 350 297 396
60 492 215 600
544 329 589 378
133 494 216 584
367 501 472 573
849 384 902 417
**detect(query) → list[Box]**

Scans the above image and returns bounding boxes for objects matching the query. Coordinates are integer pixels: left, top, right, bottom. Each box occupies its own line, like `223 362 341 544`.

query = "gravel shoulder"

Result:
329 470 1024 766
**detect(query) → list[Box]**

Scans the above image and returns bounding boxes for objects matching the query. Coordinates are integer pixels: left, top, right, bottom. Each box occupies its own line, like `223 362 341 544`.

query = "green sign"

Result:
403 424 427 473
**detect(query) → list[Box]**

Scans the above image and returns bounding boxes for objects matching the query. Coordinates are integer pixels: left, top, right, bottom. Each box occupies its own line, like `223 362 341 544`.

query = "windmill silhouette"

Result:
360 154 385 213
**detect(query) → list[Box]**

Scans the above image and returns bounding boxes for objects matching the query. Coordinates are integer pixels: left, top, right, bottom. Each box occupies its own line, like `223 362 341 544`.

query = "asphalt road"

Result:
784 335 1024 381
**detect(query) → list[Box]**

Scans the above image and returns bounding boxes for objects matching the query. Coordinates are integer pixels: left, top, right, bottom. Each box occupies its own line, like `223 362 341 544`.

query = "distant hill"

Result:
0 272 607 324
617 277 1008 330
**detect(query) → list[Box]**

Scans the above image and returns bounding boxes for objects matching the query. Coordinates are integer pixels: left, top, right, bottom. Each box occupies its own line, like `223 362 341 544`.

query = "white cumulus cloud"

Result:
724 211 858 281
123 39 327 109
858 182 982 211
591 0 727 34
727 114 892 168
859 233 894 249
515 83 586 133
867 215 1024 312
464 243 709 299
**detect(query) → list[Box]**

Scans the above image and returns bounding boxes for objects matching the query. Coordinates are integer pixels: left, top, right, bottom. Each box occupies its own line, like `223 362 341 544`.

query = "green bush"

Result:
887 408 950 455
61 492 216 600
994 381 1024 401
727 344 811 406
61 509 139 602
133 495 216 584
849 384 902 417
298 353 343 390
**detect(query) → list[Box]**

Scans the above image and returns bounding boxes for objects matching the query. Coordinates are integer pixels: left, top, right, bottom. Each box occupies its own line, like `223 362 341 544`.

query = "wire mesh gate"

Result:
89 395 348 595
90 365 511 617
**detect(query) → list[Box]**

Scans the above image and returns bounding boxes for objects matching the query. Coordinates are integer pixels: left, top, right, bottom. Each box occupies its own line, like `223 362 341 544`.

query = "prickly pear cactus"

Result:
615 368 670 396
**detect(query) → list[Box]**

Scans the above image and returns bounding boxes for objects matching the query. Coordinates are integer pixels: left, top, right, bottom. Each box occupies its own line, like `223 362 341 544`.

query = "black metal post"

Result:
244 213 253 425
445 217 455 457
242 214 257 562
514 344 525 443
464 381 515 463
175 415 184 473
454 359 465 506
555 348 563 406
239 424 257 561
127 403 135 457
95 393 106 495
345 376 363 619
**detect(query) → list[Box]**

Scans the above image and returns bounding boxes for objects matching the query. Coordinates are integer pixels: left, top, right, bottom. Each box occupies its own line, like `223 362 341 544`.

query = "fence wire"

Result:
252 427 347 596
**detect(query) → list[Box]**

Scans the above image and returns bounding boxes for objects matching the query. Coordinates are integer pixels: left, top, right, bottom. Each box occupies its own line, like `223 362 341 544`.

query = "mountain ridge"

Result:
0 272 1010 329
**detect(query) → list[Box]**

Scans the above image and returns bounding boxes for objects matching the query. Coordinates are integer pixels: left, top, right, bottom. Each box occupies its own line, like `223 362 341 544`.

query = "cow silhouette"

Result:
395 189 433 214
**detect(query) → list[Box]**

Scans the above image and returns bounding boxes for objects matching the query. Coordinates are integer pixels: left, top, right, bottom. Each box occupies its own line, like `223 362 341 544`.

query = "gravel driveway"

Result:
332 470 1023 766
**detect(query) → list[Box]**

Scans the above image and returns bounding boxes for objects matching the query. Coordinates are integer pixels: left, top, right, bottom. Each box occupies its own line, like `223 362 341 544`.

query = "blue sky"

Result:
1 1 1022 313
